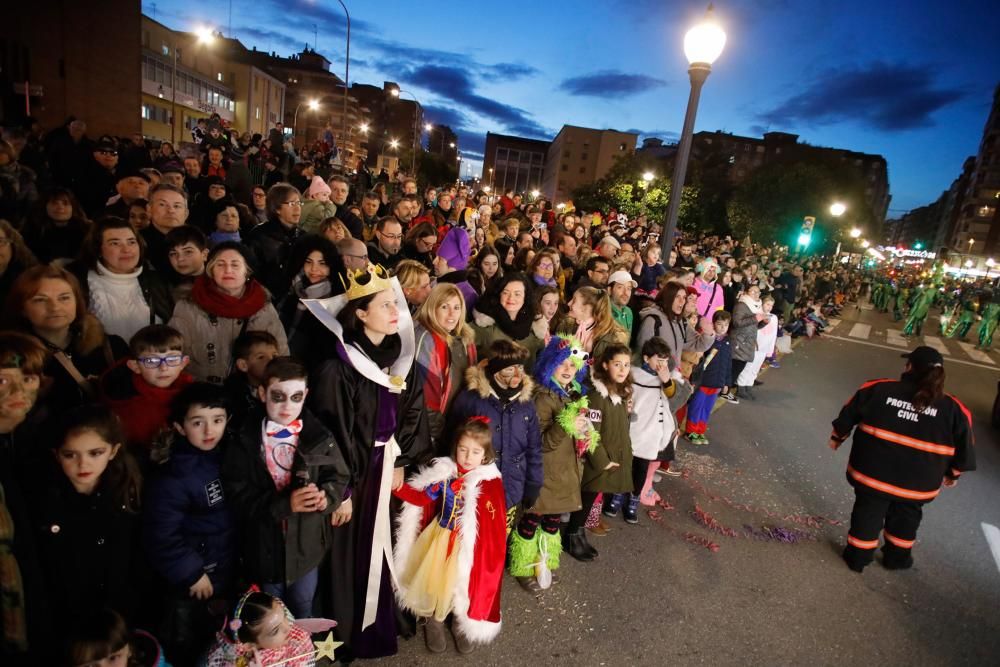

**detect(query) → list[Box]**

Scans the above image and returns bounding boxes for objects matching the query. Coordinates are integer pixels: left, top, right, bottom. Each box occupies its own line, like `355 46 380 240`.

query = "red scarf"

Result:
191 274 268 319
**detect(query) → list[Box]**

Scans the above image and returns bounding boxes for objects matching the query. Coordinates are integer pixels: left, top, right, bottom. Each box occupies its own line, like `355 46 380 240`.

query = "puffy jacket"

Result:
223 406 350 585
630 365 678 459
168 297 288 384
448 366 542 507
298 199 337 235
831 376 975 502
730 301 759 363
531 386 582 515
143 438 235 592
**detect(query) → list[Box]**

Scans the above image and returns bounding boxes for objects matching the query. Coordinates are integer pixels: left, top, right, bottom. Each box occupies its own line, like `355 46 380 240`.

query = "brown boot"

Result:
424 617 447 653
452 624 475 654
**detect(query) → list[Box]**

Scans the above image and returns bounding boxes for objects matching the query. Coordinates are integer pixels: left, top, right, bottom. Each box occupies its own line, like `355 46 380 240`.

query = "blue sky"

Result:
145 0 999 214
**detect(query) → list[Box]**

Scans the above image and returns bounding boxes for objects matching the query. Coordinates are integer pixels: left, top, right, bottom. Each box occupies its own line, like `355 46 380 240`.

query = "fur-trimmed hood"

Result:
472 309 496 328
464 363 535 403
589 368 623 405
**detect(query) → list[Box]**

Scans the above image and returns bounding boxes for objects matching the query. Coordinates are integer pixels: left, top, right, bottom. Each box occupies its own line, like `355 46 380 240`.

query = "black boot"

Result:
841 545 872 573
562 527 595 562
881 544 914 570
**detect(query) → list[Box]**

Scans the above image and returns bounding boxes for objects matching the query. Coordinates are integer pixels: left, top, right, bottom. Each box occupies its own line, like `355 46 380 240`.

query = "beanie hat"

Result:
305 175 331 199
437 226 471 271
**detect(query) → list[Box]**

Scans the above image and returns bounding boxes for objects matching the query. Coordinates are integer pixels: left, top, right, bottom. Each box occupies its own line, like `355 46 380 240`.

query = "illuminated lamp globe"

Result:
643 171 655 182
683 7 727 65
195 26 215 44
849 227 861 238
965 260 973 268
861 240 870 248
307 99 319 111
987 258 995 267
830 202 846 217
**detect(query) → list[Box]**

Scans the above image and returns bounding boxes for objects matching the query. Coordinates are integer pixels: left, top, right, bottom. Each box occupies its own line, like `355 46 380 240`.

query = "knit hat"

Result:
696 258 719 275
437 226 471 271
305 175 331 199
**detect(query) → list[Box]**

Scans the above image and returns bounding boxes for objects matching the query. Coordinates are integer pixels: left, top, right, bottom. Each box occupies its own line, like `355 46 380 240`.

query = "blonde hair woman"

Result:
414 283 477 445
560 285 628 359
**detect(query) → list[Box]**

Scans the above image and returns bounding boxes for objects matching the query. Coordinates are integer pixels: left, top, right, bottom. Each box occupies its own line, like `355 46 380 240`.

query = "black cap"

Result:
94 137 118 153
117 166 152 183
901 345 944 368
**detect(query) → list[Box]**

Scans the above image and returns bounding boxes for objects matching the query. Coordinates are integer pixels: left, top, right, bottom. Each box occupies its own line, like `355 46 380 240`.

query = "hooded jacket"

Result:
448 365 542 507
531 386 582 515
629 365 678 460
581 374 633 493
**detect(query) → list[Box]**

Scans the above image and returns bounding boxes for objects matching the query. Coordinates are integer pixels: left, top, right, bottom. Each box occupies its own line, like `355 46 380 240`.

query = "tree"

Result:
416 150 458 186
571 152 702 229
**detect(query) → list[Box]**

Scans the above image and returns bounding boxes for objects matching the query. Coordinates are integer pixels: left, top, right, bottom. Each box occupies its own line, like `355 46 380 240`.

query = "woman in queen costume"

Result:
303 263 430 660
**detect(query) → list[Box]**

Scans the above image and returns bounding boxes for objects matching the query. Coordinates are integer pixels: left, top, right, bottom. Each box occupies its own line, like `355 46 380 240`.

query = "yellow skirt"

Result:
399 521 460 621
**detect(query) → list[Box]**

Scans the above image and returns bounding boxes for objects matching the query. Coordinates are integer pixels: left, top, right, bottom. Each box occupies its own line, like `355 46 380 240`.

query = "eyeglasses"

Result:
281 200 304 208
379 232 404 241
536 261 554 270
344 253 368 261
137 354 186 369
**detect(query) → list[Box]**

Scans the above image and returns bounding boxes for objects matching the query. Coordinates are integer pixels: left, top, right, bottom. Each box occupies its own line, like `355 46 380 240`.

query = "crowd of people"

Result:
0 112 974 667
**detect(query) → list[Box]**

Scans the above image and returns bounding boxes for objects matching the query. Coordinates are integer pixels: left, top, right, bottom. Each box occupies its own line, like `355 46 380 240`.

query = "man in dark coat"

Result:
75 137 120 219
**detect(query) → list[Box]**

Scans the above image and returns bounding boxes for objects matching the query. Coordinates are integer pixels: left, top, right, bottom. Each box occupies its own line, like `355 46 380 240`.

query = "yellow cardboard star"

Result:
314 632 344 662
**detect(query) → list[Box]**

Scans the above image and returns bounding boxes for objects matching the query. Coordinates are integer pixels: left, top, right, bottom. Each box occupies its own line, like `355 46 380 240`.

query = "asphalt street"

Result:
386 303 1000 667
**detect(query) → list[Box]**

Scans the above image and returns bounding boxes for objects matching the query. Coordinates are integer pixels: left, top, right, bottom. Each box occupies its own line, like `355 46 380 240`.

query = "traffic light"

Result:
797 216 815 248
914 241 924 250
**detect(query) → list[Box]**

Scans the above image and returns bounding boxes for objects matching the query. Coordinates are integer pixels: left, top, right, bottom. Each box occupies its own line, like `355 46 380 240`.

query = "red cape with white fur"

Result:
393 457 507 644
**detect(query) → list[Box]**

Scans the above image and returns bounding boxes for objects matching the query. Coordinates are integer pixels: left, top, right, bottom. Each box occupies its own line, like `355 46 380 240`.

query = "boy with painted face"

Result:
222 356 350 620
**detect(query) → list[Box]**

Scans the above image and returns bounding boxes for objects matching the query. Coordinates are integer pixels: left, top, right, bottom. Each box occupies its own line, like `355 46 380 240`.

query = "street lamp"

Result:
660 5 726 249
850 227 861 238
170 26 215 145
390 87 421 174
643 171 655 183
358 122 369 134
829 202 846 217
292 98 320 141
531 189 540 201
334 0 350 161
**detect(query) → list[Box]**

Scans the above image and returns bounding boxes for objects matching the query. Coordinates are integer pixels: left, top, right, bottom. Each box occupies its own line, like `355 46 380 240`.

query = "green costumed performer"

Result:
902 285 936 337
977 291 1000 350
944 291 977 340
871 280 886 312
508 335 598 594
893 284 908 322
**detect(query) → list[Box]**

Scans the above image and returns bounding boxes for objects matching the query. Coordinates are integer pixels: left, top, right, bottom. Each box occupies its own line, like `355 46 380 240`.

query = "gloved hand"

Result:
521 485 541 510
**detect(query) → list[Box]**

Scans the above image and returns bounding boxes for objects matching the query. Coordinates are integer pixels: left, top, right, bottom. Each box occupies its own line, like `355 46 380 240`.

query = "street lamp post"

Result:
660 6 726 250
170 27 214 146
292 99 320 142
334 0 350 159
390 88 420 175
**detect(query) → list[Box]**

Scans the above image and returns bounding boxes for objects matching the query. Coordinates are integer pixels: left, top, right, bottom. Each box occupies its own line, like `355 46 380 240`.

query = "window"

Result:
255 106 261 120
743 144 750 152
161 44 170 56
217 72 223 82
728 155 735 164
581 153 588 161
978 205 996 218
562 164 568 172
579 166 586 174
756 145 764 153
775 147 782 154
618 143 626 151
563 149 571 158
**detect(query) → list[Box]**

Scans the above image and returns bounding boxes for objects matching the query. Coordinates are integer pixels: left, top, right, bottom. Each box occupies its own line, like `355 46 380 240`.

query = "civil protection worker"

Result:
829 345 975 572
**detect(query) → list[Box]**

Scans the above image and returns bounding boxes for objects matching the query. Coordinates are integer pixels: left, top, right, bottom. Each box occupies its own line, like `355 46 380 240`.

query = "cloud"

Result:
758 62 965 131
404 65 550 138
559 71 667 97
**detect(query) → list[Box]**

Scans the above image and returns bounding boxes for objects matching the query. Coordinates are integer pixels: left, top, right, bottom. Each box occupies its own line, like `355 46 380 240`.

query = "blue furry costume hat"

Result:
533 335 590 397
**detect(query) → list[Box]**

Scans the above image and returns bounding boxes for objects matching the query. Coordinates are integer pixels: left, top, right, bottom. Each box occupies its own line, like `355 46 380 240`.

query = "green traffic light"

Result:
797 233 812 247
914 242 923 250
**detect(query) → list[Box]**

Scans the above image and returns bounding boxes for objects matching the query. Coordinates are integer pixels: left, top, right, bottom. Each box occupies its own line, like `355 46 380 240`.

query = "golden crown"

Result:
341 263 393 301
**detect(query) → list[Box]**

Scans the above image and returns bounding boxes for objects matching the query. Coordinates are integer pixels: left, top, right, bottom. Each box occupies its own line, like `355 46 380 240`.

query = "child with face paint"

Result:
222 357 349 620
508 335 598 593
143 382 235 665
204 588 316 667
392 417 507 654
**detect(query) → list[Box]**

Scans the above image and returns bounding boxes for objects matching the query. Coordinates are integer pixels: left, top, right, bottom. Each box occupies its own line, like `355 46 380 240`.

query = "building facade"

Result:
482 132 549 195
541 126 638 203
951 85 1000 257
141 17 238 146
351 82 422 172
4 1 141 139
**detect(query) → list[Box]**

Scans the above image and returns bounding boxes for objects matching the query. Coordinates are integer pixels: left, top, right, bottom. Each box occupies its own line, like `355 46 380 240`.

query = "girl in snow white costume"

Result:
392 416 507 654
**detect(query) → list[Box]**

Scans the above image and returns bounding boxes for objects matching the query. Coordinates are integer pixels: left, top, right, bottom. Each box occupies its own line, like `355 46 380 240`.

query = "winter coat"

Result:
31 473 141 623
168 297 288 384
698 336 733 389
448 366 542 507
22 217 89 265
630 365 678 460
470 310 543 368
531 386 582 515
86 264 174 342
99 360 195 452
299 199 337 235
244 219 303 301
581 375 633 494
222 406 350 585
730 301 759 363
634 306 714 365
632 262 666 293
143 438 236 592
414 324 476 444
